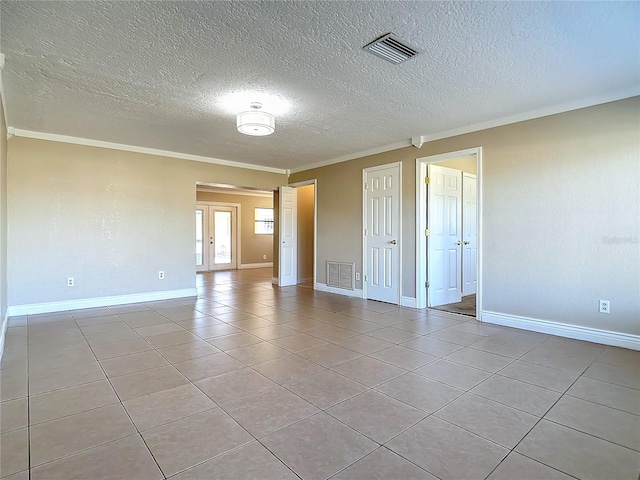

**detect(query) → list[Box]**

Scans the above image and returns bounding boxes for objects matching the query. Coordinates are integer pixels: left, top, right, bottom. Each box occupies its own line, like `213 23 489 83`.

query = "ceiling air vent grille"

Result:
363 33 420 64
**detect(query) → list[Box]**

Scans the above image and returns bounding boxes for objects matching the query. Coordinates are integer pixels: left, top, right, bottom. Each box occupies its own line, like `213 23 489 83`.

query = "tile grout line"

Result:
73 310 170 480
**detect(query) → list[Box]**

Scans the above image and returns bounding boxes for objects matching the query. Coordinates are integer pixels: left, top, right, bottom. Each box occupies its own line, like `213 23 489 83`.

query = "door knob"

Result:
463 241 470 245
390 240 397 245
456 240 462 246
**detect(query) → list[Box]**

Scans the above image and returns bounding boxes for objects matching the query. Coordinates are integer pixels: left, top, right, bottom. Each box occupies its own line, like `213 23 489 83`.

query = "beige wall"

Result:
0 96 7 320
437 155 477 174
8 137 287 306
297 184 314 282
195 191 273 265
290 97 640 336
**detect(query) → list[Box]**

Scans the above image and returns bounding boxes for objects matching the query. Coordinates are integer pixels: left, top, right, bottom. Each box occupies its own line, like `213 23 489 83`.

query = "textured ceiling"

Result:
1 1 639 172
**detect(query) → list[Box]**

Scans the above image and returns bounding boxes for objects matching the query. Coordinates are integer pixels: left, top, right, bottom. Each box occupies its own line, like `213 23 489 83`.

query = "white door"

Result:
364 163 401 304
279 186 298 286
462 173 477 295
195 204 237 271
195 205 208 273
428 165 462 306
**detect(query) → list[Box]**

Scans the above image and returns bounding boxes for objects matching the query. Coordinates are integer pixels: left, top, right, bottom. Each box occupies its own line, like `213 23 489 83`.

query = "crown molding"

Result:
414 87 640 147
290 87 640 175
9 129 288 175
196 185 273 198
288 140 412 174
0 54 8 134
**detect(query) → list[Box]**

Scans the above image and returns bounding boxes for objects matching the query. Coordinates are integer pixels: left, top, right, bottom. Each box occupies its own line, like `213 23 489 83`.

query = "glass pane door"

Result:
214 211 232 265
195 204 237 271
195 206 209 272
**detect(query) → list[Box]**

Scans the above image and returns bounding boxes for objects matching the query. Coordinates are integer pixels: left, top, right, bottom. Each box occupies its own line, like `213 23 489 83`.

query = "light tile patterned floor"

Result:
1 268 639 479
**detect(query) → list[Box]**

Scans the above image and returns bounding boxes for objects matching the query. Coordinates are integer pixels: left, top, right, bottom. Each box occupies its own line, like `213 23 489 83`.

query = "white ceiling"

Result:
2 1 638 172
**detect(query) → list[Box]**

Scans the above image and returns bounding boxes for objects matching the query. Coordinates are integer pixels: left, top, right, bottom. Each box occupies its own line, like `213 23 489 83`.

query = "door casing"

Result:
195 202 241 272
277 180 318 288
416 148 482 317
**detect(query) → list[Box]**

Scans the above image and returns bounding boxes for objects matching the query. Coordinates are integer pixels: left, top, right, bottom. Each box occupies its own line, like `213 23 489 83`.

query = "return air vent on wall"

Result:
363 33 420 64
327 262 355 290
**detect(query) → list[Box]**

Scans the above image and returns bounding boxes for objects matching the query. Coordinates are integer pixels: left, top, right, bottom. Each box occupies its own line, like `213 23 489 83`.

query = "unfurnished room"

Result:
0 1 639 479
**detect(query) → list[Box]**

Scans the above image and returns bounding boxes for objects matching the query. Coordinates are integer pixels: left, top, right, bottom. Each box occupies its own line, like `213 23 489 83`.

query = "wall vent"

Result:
363 33 420 64
327 262 355 290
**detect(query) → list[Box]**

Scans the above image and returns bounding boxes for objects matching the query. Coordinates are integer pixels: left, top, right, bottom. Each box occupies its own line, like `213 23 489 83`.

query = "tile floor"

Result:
1 268 639 479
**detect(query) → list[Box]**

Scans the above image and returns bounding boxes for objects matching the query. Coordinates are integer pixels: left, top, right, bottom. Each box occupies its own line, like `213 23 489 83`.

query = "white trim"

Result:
0 310 8 362
0 56 8 134
288 89 639 176
401 297 417 308
239 262 273 269
412 87 640 148
362 162 403 305
315 283 364 299
287 179 318 289
195 201 241 272
5 288 198 316
10 129 288 174
289 141 412 174
415 148 483 321
197 187 273 198
482 311 640 351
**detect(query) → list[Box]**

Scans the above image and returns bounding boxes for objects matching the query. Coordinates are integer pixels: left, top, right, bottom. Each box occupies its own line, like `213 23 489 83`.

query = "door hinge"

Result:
425 229 430 236
425 177 430 184
364 275 367 282
364 229 367 236
425 281 429 288
364 182 368 190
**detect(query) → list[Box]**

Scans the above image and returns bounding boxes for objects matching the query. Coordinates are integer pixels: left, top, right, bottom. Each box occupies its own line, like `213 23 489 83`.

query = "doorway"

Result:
276 181 316 287
416 148 482 318
195 204 238 272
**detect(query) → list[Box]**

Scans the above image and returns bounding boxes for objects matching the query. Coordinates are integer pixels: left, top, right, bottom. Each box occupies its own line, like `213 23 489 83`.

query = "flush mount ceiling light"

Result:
236 102 275 136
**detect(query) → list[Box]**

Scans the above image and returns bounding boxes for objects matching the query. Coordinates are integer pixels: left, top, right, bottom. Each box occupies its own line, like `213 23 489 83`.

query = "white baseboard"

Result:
401 296 417 308
239 262 273 270
6 288 198 317
315 283 364 298
0 309 8 362
482 310 640 351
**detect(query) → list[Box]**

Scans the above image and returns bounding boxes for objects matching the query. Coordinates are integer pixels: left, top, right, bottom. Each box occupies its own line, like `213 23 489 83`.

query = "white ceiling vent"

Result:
363 33 420 64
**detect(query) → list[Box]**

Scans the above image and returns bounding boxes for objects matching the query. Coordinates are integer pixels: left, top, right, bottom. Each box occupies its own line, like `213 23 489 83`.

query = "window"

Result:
254 208 274 234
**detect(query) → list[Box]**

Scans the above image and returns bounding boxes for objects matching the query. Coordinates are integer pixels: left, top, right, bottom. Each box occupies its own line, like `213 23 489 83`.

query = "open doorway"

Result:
274 180 316 288
416 148 482 319
195 183 274 272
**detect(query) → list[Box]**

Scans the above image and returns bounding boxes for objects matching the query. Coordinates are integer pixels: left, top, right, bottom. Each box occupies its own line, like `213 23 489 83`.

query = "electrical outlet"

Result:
599 300 610 314
158 271 165 280
355 272 360 281
263 255 267 260
67 277 74 287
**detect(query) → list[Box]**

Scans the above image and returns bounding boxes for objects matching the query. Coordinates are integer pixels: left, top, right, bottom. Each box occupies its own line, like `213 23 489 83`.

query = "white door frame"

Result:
362 162 402 304
195 201 241 272
415 148 482 318
288 179 318 289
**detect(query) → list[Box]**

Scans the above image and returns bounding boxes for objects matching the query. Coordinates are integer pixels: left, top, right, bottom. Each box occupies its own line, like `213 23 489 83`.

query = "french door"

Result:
196 204 237 271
